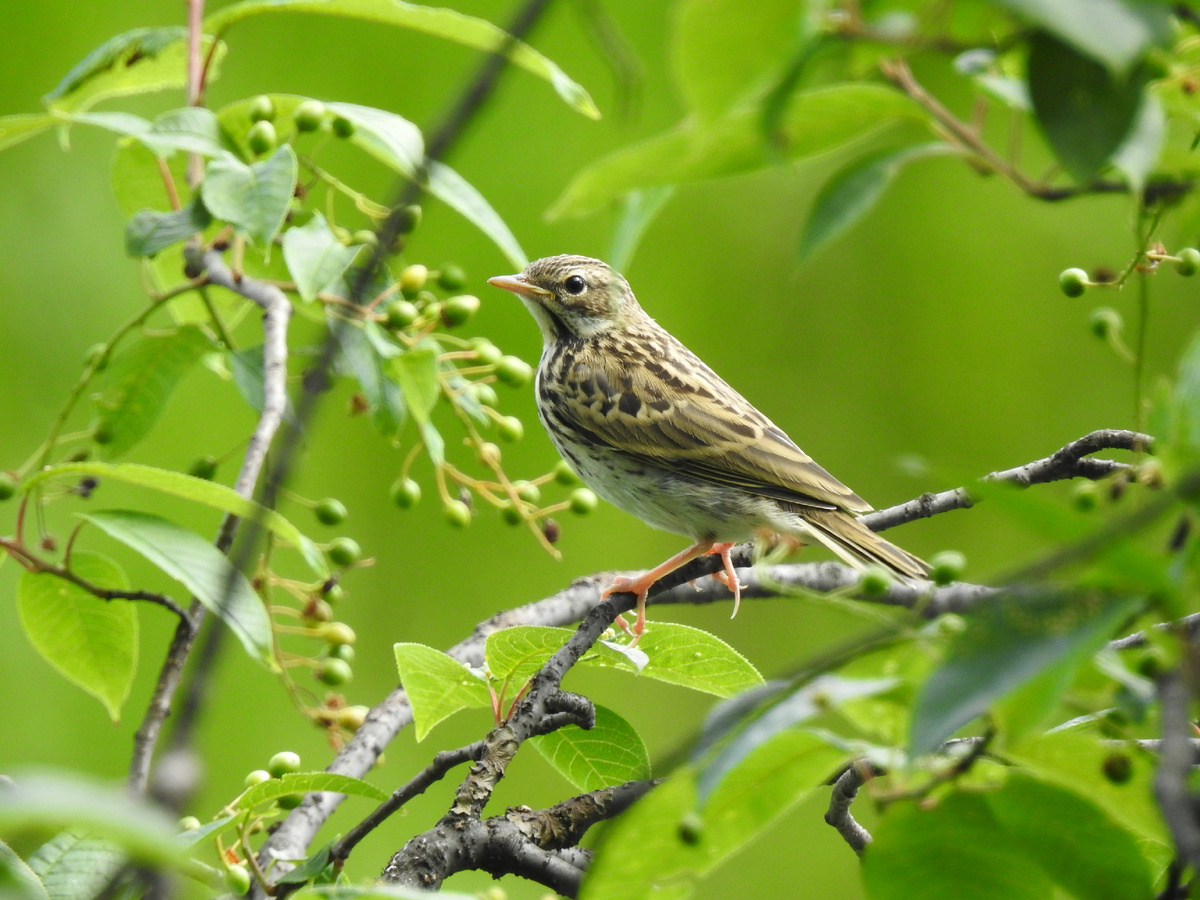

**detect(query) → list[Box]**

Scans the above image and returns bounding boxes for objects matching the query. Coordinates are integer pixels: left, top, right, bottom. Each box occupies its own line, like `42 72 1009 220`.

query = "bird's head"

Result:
488 255 641 345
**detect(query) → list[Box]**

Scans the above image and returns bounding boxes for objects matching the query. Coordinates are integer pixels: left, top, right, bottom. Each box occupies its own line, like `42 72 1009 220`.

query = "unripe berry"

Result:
497 415 524 442
314 497 347 526
1089 307 1122 339
386 299 419 330
293 99 326 132
554 460 581 486
495 356 533 387
316 657 353 686
1101 752 1133 784
178 816 201 831
331 115 355 138
513 480 541 504
500 501 523 526
444 498 472 527
1071 480 1098 512
328 537 361 567
225 864 251 896
0 472 17 501
441 294 480 327
477 442 501 467
246 120 277 156
399 264 428 297
1059 268 1089 298
437 264 467 291
328 642 355 663
244 769 272 788
857 566 891 598
323 582 346 604
473 383 499 407
304 598 333 623
929 550 965 586
1177 247 1200 276
394 204 422 234
267 751 301 777
92 421 115 445
188 455 218 480
322 622 356 646
277 793 303 810
248 95 276 123
569 487 598 515
470 338 503 366
390 477 421 508
351 229 379 247
336 705 369 730
677 812 704 845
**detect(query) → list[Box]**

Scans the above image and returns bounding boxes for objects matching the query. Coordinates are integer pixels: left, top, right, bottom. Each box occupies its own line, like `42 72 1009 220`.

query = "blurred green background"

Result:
0 1 1192 897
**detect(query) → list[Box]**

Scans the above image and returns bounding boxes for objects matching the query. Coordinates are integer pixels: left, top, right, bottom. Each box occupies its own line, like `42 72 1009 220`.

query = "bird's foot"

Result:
603 575 653 645
705 542 743 618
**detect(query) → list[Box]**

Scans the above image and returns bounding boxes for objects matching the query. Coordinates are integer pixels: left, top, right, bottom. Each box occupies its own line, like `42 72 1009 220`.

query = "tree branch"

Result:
1154 670 1200 871
825 763 873 855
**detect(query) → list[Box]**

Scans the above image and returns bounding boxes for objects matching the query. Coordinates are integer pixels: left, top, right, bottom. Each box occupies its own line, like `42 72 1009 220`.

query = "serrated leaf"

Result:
201 145 298 247
27 830 124 900
798 143 951 263
45 27 226 114
334 322 406 436
634 623 763 697
17 551 136 723
910 590 1142 755
989 0 1170 73
551 84 921 218
81 510 275 668
0 839 50 900
530 705 650 792
0 114 55 153
281 211 362 303
91 326 211 458
205 0 598 119
239 773 386 809
1028 31 1148 183
25 462 327 577
125 198 212 258
275 841 334 885
394 643 491 741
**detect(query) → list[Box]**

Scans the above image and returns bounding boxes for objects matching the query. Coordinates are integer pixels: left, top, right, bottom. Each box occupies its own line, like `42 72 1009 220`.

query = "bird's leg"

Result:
705 542 744 618
604 541 714 643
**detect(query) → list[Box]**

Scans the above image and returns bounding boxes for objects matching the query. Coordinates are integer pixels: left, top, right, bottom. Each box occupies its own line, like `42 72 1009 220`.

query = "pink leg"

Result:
603 541 714 644
706 542 743 618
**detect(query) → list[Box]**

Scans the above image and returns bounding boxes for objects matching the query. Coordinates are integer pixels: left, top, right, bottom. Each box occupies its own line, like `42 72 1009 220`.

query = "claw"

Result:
705 542 743 618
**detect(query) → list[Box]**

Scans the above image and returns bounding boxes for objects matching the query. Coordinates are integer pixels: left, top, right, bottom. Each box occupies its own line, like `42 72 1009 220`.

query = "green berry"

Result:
187 455 218 481
323 583 346 604
394 204 422 234
1089 307 1122 339
1101 752 1133 784
857 566 891 598
677 812 704 845
328 642 355 663
444 498 472 528
473 383 499 407
316 657 353 686
1177 247 1200 276
495 356 533 388
304 598 333 623
1071 481 1098 512
246 119 277 156
554 460 581 486
497 415 524 442
248 95 276 123
0 472 17 502
92 421 114 445
437 264 467 291
569 487 598 515
513 480 541 504
390 477 421 509
178 815 201 831
267 751 301 777
351 229 379 247
331 115 355 138
1135 644 1171 679
328 536 362 567
929 550 965 586
314 498 347 526
399 264 428 297
441 294 480 327
244 769 272 788
500 501 522 526
333 225 353 244
336 705 368 730
1059 267 1089 298
477 442 501 467
293 99 326 132
322 621 356 646
225 864 251 896
386 299 419 330
469 338 503 366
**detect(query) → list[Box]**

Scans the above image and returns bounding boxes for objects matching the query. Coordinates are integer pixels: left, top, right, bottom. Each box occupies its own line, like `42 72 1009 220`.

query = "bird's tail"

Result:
799 508 930 580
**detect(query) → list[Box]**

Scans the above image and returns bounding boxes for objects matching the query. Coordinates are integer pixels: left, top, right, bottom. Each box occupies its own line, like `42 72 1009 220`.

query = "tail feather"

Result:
800 509 930 580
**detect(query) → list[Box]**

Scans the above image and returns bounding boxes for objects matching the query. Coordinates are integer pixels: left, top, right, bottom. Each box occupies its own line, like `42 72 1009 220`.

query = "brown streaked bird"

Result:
488 255 928 641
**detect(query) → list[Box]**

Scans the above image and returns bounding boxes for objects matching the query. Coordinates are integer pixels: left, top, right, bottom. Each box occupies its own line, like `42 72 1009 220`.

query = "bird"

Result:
487 255 928 641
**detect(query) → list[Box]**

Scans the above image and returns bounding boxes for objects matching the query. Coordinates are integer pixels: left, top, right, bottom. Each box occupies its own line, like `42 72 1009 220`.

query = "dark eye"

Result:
563 275 586 295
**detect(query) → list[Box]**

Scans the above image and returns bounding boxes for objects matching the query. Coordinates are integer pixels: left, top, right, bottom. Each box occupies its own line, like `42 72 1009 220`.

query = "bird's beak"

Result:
487 273 553 300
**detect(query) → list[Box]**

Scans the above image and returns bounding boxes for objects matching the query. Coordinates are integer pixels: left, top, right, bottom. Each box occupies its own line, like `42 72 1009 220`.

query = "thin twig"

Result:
1155 671 1200 870
825 763 873 855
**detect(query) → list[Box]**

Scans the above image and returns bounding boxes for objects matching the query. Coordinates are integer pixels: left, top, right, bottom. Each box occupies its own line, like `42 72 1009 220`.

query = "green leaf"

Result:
671 0 807 122
551 84 921 218
0 114 54 153
634 623 763 697
125 198 212 258
204 0 598 119
394 643 492 740
44 27 226 114
91 326 212 458
275 841 334 885
17 551 136 722
81 510 276 668
27 830 124 900
609 187 675 272
1112 92 1165 196
201 145 298 247
25 462 327 577
238 772 386 809
1027 30 1148 183
798 143 952 263
175 814 240 849
910 591 1142 755
69 108 227 158
281 212 362 303
530 705 651 792
0 772 185 869
0 839 50 900
321 103 526 268
334 322 407 436
386 343 443 463
989 0 1171 73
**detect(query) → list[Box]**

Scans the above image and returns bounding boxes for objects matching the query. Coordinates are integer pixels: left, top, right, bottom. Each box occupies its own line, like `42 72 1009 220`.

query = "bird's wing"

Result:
552 332 872 513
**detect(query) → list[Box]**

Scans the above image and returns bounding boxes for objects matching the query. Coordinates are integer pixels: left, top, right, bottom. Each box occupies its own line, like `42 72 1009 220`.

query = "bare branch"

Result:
1154 672 1200 870
825 763 873 855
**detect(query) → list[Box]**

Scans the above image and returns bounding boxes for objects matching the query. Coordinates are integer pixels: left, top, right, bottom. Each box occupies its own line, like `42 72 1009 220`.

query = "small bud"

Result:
331 115 355 138
437 263 467 291
497 415 524 442
444 498 472 528
495 356 533 387
248 94 276 123
399 264 428 297
390 477 421 509
1059 267 1089 298
1089 307 1122 340
327 537 362 567
246 119 277 156
478 442 502 467
441 294 480 327
1177 247 1200 276
929 550 965 586
314 497 347 526
569 487 599 515
293 99 326 132
267 751 302 777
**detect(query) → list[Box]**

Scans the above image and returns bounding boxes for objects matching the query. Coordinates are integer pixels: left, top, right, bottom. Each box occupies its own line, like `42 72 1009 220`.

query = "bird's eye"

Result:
563 275 586 295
